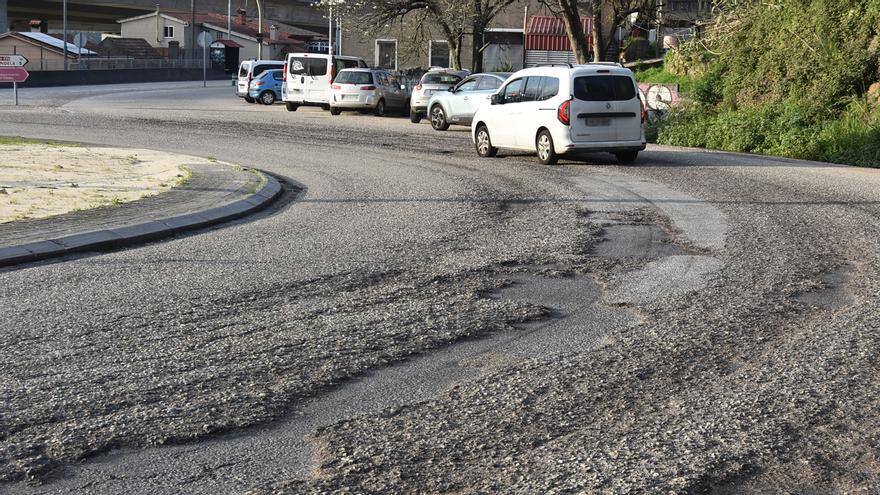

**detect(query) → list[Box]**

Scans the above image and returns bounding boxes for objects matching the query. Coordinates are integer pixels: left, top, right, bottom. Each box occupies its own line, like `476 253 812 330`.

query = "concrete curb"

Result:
0 170 282 269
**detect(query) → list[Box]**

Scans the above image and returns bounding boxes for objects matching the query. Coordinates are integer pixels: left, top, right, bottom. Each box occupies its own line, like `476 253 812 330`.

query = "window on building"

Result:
376 40 397 70
429 40 450 68
163 25 174 38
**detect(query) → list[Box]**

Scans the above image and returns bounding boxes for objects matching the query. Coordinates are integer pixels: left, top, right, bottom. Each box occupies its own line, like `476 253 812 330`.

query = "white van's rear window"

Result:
238 63 250 78
289 57 328 77
574 76 636 101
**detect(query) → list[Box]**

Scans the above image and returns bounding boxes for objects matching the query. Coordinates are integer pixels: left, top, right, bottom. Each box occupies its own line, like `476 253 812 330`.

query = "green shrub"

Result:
653 0 880 167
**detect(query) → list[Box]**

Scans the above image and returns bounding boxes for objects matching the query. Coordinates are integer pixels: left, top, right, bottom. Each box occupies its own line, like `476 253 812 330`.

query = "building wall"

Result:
0 37 67 70
120 15 187 48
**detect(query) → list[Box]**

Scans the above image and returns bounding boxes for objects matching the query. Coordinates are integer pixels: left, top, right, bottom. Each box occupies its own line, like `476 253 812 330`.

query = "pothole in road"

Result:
8 269 636 495
592 224 688 259
792 263 855 309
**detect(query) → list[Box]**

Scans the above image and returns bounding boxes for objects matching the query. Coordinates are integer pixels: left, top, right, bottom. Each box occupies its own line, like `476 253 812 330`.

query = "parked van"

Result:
237 59 285 103
471 63 646 164
281 53 368 112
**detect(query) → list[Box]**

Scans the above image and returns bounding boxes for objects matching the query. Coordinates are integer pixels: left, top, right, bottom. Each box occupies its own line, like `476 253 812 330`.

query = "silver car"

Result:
425 72 512 131
329 68 411 116
409 68 470 123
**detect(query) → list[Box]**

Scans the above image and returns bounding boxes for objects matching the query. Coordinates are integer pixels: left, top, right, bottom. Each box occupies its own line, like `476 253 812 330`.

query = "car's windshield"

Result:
335 71 373 85
421 73 462 85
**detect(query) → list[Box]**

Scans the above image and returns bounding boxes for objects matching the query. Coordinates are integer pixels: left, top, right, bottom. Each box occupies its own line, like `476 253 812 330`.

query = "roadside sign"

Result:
73 33 88 50
0 67 29 82
197 32 214 49
0 54 29 67
210 41 226 49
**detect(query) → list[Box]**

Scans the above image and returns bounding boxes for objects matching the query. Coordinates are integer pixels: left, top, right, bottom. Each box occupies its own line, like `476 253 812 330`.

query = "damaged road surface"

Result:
1 85 880 493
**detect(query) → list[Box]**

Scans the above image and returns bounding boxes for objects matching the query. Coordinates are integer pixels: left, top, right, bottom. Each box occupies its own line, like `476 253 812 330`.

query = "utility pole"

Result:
227 0 231 39
62 0 68 70
0 0 8 38
190 0 195 59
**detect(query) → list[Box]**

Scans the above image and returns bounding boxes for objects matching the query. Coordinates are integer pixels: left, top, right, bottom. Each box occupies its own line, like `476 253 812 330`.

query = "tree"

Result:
540 0 657 63
320 0 523 71
470 0 519 72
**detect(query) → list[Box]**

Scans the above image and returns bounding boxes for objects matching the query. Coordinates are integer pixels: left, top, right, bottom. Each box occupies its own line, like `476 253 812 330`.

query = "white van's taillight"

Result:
640 97 646 124
557 99 571 126
283 64 287 82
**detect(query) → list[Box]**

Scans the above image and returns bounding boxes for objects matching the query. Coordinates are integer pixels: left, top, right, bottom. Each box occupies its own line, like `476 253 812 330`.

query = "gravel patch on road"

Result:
267 154 880 493
2 86 879 493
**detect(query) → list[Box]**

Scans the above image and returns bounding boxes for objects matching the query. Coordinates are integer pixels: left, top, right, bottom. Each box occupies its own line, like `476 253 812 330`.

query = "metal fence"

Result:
5 44 218 72
32 57 208 71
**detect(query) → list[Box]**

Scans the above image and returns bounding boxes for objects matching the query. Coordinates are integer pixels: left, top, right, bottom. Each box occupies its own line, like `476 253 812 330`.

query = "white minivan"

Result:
471 64 646 164
237 59 284 103
281 53 368 112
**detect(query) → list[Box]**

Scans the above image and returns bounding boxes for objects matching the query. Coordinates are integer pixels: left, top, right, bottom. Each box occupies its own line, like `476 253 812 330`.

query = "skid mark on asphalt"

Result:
7 271 635 495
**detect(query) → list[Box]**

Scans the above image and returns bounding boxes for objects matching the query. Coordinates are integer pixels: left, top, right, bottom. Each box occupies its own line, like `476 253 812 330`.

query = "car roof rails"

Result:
583 61 625 67
536 63 574 68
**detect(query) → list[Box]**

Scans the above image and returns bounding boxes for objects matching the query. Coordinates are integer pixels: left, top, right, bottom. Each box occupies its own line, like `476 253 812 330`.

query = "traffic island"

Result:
0 138 282 267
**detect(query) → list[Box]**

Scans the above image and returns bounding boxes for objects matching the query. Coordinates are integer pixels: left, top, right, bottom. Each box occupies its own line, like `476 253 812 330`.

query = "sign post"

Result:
197 32 214 88
0 55 29 106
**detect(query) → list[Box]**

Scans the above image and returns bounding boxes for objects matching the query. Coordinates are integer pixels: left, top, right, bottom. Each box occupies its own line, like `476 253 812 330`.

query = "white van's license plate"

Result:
586 118 611 126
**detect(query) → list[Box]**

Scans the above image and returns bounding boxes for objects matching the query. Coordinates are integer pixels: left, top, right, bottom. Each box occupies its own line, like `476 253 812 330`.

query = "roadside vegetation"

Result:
652 0 880 167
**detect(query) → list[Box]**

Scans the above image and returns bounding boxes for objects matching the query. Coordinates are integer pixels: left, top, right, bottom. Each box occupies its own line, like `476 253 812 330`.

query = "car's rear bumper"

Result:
559 139 646 154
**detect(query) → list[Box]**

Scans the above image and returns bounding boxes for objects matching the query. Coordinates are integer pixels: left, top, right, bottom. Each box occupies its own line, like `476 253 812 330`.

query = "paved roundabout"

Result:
1 82 878 493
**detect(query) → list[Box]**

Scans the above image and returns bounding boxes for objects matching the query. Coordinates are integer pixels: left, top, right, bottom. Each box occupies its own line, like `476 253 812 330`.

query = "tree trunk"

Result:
591 1 604 62
558 0 589 64
471 21 486 72
450 36 463 70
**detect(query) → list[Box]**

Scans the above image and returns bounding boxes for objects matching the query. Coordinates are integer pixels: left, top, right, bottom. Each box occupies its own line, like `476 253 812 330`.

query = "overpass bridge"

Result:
3 0 325 36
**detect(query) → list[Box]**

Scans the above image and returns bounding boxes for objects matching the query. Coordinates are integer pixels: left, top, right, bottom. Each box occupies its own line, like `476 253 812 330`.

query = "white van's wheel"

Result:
244 96 255 103
330 107 342 116
536 130 559 165
475 125 497 158
285 103 298 112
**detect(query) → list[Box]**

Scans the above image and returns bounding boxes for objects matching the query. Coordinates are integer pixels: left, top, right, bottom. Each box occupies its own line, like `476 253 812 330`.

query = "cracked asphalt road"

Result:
1 82 879 493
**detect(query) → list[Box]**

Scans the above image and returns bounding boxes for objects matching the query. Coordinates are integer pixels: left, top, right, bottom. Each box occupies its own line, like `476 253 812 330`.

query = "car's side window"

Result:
502 78 524 103
476 76 502 91
273 71 284 81
456 78 479 92
522 77 543 102
376 72 389 87
537 77 559 101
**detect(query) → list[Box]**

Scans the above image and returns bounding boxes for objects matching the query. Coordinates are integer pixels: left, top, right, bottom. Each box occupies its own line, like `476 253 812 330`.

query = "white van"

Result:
237 59 285 103
471 64 646 164
281 53 368 111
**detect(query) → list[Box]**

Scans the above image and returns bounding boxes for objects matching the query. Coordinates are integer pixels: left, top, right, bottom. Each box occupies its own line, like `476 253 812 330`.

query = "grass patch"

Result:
0 136 81 147
633 66 696 93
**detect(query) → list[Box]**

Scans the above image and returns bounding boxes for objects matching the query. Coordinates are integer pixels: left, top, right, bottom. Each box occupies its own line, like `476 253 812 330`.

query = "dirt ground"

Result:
0 141 201 223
